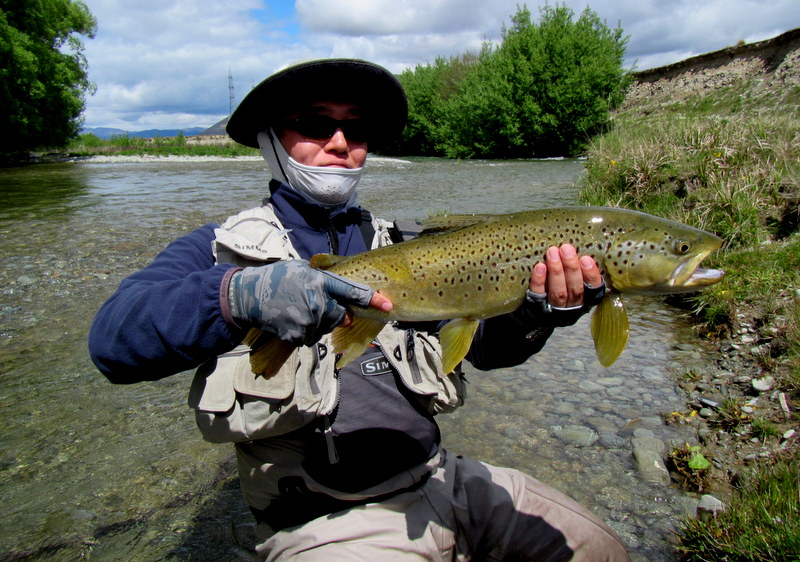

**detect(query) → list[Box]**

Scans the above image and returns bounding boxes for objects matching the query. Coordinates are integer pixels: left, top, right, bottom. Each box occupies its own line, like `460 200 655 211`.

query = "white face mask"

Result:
257 130 364 208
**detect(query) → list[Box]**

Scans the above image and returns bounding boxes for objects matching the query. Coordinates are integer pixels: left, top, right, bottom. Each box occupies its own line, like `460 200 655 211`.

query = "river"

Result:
0 156 706 560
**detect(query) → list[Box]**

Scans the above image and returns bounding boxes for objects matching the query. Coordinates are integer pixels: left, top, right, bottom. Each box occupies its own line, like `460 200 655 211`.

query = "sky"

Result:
76 0 800 132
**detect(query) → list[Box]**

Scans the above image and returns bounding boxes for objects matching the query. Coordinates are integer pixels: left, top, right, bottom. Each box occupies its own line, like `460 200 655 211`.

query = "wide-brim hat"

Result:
226 58 408 149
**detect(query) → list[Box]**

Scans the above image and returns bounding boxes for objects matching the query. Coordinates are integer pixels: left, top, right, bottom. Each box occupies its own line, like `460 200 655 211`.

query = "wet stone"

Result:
578 380 605 393
598 432 628 449
553 425 599 447
632 437 670 484
632 428 655 439
752 376 775 392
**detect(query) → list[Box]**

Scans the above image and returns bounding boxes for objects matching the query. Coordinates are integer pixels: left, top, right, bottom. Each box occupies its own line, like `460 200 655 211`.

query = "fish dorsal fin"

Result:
439 317 480 373
333 316 386 370
419 214 495 235
309 253 348 270
590 293 629 367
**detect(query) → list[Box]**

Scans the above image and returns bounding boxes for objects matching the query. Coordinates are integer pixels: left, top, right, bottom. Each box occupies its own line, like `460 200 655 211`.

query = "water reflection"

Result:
0 163 94 221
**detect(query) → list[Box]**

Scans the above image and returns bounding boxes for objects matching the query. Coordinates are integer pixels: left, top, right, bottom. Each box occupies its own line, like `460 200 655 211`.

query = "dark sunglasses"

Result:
280 114 371 143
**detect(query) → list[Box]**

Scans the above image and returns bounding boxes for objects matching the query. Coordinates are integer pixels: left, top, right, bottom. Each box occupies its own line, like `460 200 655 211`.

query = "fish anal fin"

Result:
590 293 629 367
439 318 480 373
310 253 348 270
249 333 296 379
243 327 263 348
333 316 386 370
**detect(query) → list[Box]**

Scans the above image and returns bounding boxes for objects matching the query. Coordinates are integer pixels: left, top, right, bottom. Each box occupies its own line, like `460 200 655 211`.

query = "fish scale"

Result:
248 207 725 377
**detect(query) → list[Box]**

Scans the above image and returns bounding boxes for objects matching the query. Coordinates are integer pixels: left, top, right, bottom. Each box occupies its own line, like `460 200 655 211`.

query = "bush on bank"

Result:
389 4 631 158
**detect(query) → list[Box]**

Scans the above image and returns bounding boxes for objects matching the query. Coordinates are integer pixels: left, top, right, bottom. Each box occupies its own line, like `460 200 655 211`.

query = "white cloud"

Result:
296 0 508 36
77 0 800 131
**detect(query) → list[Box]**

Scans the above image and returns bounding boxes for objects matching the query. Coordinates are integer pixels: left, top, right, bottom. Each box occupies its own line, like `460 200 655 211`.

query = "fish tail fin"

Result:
248 330 296 379
590 294 630 367
439 318 480 373
333 316 385 370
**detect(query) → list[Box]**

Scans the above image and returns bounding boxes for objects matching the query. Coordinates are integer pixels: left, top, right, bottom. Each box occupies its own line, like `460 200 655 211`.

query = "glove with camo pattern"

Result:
228 260 374 346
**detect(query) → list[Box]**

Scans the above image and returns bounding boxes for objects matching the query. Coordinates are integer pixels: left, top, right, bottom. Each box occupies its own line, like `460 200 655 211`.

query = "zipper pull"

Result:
406 329 416 362
322 415 340 465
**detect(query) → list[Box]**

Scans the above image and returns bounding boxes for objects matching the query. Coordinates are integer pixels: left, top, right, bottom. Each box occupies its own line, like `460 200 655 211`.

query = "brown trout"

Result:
247 207 724 377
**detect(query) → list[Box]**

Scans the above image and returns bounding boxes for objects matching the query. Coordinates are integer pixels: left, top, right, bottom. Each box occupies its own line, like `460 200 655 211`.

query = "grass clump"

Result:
676 455 800 561
580 109 799 250
669 443 713 493
578 76 800 367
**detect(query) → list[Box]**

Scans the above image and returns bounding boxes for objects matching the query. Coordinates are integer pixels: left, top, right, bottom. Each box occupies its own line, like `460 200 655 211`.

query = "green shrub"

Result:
392 4 631 158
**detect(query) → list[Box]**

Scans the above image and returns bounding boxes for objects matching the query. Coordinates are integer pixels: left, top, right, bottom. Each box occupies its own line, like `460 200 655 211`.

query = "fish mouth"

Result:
670 251 725 291
685 267 726 287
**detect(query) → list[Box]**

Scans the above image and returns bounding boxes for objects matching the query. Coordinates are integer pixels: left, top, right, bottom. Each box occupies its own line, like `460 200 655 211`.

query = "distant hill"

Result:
200 116 229 136
81 126 207 140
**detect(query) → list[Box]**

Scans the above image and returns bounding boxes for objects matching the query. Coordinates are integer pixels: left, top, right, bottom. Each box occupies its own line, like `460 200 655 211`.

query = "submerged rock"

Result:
632 437 670 484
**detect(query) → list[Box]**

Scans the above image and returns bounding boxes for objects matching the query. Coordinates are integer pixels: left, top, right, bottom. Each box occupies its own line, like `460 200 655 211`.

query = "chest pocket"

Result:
188 341 338 443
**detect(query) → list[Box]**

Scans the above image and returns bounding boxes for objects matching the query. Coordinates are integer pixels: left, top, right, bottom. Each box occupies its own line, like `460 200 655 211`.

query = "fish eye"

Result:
673 239 691 254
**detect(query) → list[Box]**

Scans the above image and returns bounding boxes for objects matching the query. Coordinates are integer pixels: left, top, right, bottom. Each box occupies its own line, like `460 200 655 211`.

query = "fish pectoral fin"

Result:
309 253 348 270
333 316 386 370
590 293 629 367
439 318 480 373
249 332 296 379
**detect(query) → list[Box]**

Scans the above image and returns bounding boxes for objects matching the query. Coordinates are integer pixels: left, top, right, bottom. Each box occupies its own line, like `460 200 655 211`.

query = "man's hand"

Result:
515 244 606 328
228 260 391 346
530 244 604 308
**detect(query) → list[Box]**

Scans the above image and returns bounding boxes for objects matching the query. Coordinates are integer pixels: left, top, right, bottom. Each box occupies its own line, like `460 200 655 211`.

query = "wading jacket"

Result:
88 182 555 515
188 198 470 511
189 201 467 443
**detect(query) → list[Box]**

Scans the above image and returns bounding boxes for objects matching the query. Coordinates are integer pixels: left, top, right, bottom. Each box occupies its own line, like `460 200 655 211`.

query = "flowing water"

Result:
0 156 708 560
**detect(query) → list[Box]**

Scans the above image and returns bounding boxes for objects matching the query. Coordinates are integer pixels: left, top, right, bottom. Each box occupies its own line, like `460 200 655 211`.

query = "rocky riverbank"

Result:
661 319 797 510
617 27 800 518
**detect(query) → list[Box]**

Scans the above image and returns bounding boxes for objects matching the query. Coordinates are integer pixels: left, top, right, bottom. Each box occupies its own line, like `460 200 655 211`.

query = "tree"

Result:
392 53 478 155
0 0 96 154
392 4 631 158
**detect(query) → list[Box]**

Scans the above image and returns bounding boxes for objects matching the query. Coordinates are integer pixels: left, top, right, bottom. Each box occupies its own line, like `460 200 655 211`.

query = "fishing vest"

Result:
188 204 467 446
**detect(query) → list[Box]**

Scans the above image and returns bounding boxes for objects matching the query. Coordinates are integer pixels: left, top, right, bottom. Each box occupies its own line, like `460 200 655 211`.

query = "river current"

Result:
0 156 706 560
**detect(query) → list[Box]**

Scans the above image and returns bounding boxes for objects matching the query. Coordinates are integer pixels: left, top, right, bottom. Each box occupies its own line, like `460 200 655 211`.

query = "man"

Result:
89 59 628 560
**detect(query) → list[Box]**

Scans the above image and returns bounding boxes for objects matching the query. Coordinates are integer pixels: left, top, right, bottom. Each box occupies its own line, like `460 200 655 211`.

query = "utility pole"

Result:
228 68 235 116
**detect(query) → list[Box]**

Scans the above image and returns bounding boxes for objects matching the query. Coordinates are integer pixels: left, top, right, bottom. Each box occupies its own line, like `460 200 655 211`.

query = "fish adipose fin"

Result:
439 317 480 373
590 293 630 367
333 316 386 369
247 329 295 379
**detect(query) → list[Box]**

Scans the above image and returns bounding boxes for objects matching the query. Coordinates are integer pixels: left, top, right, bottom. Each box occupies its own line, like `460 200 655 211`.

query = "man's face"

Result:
278 101 368 169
